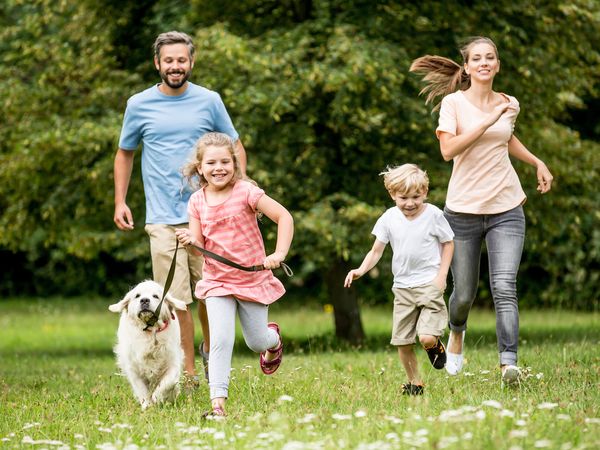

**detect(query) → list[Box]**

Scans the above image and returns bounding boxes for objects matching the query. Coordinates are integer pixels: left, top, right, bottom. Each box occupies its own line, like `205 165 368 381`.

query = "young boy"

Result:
344 164 454 395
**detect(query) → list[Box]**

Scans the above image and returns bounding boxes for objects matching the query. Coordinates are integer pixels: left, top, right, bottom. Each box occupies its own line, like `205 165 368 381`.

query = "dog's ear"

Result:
164 293 187 311
108 296 130 313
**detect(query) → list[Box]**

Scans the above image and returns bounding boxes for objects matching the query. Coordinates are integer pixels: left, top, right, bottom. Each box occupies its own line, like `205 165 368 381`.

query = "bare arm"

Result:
235 139 248 176
508 135 554 194
431 241 454 290
344 239 387 288
256 194 294 269
175 217 205 256
439 102 515 161
113 148 135 230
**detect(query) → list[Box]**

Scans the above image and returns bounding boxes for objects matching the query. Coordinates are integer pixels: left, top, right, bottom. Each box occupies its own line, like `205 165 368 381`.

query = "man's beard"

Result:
159 68 191 89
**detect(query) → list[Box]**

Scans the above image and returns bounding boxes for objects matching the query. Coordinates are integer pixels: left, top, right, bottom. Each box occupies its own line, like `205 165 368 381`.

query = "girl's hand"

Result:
263 252 286 270
344 269 363 288
175 228 196 246
536 162 554 194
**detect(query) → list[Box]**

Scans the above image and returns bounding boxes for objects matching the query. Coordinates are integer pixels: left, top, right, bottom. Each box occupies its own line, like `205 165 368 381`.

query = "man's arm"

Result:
113 148 135 230
235 139 247 175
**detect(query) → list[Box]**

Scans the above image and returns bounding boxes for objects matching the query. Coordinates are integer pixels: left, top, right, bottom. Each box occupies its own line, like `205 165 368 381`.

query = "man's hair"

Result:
153 31 195 59
380 164 429 195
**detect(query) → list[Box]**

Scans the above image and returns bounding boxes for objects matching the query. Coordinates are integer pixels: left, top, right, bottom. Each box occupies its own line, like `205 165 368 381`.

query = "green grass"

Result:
1 297 599 449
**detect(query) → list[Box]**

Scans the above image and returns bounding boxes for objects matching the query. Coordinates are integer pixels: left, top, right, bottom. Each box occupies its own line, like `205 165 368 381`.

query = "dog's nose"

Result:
140 297 150 308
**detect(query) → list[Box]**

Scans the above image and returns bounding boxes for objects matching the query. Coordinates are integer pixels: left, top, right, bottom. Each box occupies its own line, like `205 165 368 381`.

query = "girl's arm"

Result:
175 216 205 256
432 240 454 291
508 135 554 194
439 102 514 161
344 239 387 288
256 194 294 269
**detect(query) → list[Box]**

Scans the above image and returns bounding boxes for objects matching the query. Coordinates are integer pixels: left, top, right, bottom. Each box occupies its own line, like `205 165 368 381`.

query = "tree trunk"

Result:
326 258 365 345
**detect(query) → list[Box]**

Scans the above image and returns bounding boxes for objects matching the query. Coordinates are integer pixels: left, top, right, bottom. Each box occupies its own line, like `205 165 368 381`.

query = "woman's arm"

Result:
439 102 514 161
508 135 554 193
256 194 294 269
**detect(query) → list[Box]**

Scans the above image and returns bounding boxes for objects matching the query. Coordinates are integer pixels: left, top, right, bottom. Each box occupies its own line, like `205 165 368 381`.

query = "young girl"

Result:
410 37 553 385
175 132 294 416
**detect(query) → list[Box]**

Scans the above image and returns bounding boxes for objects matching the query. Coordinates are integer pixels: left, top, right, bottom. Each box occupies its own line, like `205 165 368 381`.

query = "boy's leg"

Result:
416 284 448 369
145 224 197 378
397 345 422 385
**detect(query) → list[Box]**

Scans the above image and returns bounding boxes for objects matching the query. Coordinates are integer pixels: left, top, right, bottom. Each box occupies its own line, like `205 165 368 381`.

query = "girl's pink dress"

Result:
187 180 285 305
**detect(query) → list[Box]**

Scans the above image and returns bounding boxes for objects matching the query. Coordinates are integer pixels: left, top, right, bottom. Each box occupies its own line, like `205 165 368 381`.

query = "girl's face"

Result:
199 145 235 190
464 42 499 84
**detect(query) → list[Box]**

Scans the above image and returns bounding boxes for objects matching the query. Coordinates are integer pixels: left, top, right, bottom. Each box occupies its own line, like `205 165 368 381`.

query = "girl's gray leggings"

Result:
206 295 279 400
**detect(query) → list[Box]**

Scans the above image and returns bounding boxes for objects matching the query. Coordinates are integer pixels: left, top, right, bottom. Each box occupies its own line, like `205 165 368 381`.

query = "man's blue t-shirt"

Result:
118 82 239 224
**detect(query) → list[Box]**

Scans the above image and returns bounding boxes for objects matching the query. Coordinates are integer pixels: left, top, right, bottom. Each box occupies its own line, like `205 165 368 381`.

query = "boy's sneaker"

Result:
425 337 447 369
402 383 424 396
501 365 521 387
198 341 209 382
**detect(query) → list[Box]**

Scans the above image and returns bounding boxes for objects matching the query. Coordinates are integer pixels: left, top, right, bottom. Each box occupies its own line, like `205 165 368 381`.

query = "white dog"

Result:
109 280 187 410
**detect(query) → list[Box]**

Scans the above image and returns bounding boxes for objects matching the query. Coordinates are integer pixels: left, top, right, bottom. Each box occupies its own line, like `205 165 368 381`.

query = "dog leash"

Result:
188 242 294 277
145 239 293 330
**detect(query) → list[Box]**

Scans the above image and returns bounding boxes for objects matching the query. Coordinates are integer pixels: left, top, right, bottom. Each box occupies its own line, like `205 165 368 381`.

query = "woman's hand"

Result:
536 161 554 194
485 101 515 128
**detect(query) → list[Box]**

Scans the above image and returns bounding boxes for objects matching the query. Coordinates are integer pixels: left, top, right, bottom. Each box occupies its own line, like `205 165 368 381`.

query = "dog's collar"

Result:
144 312 175 333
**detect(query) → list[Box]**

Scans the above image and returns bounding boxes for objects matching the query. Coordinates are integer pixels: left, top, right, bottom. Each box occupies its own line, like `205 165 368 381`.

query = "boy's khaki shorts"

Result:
145 224 203 305
390 284 448 346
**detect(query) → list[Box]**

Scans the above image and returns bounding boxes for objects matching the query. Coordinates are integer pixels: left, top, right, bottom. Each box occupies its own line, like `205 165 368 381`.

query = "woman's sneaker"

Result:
445 331 465 376
425 338 446 369
501 365 521 387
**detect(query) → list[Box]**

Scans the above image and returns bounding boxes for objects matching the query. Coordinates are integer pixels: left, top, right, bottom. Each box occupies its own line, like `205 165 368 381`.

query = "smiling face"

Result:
390 188 427 219
154 43 194 93
464 42 500 84
199 145 236 191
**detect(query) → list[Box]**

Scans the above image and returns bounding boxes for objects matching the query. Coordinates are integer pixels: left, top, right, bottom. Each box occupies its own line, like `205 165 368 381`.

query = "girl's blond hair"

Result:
409 36 499 110
182 132 244 190
380 164 429 195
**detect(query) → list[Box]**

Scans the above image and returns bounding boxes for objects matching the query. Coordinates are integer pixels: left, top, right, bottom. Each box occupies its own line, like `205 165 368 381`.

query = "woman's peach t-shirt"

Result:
436 90 526 214
187 180 285 305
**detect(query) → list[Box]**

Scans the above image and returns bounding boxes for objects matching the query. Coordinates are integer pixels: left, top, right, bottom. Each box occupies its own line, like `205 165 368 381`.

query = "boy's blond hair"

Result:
380 164 429 195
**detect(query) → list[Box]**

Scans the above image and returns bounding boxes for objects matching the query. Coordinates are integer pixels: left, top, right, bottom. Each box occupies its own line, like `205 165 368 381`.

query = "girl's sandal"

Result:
260 322 283 375
202 406 226 418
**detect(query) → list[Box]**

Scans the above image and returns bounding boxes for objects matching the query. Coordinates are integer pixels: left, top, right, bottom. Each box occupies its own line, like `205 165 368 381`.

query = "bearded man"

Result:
113 31 246 385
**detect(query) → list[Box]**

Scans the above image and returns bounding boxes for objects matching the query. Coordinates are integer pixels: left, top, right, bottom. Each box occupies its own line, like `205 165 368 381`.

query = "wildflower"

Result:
482 400 502 409
278 395 294 402
537 402 558 410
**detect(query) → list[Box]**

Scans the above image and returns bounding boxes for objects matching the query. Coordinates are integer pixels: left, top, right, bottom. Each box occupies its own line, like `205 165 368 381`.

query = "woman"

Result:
410 37 553 385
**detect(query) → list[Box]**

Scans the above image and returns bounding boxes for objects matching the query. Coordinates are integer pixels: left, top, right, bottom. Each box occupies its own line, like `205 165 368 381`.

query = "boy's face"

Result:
390 188 427 219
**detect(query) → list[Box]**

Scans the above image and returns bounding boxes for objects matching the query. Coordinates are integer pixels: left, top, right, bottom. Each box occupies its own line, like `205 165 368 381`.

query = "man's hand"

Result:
114 203 134 230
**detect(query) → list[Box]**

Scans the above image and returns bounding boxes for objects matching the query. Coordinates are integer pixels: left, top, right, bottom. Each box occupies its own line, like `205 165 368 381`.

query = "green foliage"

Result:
0 0 598 308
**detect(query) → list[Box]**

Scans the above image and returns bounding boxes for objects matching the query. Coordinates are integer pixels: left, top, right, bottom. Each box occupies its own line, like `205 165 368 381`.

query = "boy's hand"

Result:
431 274 447 291
344 269 363 288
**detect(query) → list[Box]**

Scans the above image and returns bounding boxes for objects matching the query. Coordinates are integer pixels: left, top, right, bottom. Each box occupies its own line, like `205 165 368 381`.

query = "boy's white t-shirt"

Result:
372 204 454 288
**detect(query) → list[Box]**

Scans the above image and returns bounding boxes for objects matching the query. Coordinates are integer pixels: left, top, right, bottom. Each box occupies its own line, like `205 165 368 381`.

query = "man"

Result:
114 31 246 383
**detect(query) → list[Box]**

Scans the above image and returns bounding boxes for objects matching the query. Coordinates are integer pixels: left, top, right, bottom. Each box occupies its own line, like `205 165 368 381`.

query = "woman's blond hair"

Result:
380 164 429 195
181 132 245 190
409 36 499 110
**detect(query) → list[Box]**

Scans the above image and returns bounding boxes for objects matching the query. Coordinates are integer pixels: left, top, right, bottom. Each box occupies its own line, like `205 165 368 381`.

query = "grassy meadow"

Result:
0 297 598 449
